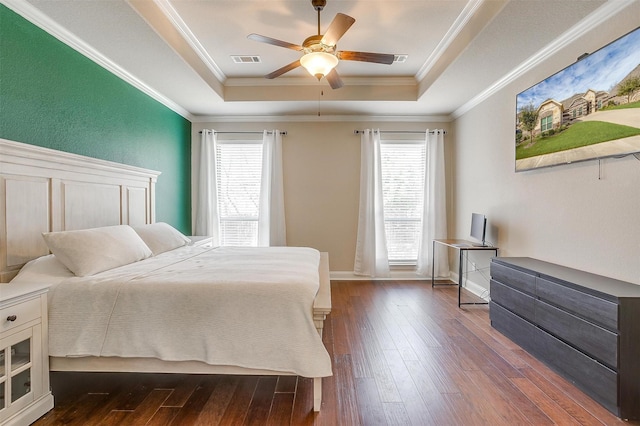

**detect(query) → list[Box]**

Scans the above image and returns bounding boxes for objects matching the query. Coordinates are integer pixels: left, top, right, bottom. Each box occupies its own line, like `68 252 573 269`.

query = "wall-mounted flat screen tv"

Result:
515 26 640 172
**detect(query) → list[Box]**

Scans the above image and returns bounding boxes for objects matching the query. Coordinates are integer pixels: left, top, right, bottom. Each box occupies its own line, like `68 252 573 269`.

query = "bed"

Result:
0 138 332 411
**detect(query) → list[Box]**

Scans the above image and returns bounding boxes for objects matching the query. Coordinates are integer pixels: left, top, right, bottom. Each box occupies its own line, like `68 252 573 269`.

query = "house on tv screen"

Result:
526 64 640 138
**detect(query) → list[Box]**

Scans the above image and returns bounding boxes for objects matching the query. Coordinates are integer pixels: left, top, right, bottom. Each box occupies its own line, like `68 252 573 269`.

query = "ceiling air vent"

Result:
393 54 408 63
231 55 262 64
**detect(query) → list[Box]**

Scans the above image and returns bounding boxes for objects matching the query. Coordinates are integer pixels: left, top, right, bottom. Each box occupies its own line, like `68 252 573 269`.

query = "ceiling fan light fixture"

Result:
300 51 338 80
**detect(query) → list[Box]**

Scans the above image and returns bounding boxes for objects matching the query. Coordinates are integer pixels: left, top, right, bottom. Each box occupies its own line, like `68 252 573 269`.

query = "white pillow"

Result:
11 254 74 284
132 222 191 255
42 225 152 276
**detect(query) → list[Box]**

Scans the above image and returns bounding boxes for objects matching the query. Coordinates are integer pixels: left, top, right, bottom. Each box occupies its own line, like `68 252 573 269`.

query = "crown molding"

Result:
224 76 418 87
153 0 226 82
191 114 452 123
451 0 636 119
2 0 194 121
416 0 485 81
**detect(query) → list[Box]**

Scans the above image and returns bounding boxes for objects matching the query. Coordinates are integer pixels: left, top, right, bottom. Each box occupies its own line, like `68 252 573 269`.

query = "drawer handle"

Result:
6 315 17 322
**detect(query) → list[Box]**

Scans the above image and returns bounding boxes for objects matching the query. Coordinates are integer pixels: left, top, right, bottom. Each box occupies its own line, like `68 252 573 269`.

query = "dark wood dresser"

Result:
489 257 640 420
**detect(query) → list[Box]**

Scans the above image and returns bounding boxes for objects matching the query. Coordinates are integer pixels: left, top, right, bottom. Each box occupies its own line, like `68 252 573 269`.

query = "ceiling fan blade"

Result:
326 69 344 89
337 51 395 65
247 33 303 51
265 60 302 79
321 13 355 46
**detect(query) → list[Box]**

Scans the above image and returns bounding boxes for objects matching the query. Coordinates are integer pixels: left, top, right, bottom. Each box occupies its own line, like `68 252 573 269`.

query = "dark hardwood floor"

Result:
33 280 638 425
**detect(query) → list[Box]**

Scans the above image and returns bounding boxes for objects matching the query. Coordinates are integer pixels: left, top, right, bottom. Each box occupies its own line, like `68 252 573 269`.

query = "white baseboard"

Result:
450 271 491 301
330 269 491 302
330 270 437 281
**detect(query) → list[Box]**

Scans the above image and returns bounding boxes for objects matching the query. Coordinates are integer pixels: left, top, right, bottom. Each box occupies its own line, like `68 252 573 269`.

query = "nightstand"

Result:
0 283 54 426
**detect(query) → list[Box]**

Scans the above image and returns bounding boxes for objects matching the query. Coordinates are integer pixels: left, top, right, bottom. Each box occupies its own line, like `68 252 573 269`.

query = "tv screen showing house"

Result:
515 26 640 172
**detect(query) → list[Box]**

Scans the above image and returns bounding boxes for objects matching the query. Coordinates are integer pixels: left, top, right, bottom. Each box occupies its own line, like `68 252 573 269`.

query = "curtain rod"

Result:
198 130 287 135
353 130 446 135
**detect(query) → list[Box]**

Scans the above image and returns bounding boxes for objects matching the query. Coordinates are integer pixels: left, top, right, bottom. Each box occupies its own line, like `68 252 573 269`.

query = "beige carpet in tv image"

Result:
516 108 640 171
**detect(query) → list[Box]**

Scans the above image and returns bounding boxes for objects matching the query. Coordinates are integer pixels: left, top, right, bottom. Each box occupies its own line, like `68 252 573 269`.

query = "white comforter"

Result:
47 246 332 378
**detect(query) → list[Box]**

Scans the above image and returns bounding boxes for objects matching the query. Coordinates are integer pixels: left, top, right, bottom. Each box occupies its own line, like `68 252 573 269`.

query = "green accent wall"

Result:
0 5 191 234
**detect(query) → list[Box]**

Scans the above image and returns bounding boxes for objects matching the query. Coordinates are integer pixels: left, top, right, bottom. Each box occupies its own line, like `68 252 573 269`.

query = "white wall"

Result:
192 119 451 272
452 7 640 286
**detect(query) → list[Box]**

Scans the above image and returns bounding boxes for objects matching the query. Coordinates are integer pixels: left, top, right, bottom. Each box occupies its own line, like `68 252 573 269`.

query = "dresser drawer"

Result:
536 277 618 331
536 327 618 414
490 280 535 322
535 299 618 369
0 297 41 334
493 299 618 414
491 262 536 296
490 301 540 354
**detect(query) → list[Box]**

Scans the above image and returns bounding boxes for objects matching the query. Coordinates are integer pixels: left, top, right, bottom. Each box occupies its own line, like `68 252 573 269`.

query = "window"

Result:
541 115 553 132
215 141 262 246
380 141 426 264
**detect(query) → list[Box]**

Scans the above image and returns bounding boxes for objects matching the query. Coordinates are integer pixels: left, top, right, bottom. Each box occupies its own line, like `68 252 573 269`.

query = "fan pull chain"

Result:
318 89 324 117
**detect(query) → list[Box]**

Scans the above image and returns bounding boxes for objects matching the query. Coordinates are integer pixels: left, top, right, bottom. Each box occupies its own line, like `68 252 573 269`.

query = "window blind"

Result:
215 141 263 246
380 141 426 263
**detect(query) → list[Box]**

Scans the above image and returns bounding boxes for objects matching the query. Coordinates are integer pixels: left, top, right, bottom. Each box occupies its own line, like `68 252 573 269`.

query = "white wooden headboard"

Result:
0 138 161 282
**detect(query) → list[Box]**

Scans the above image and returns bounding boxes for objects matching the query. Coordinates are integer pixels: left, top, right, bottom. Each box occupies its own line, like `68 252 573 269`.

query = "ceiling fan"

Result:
247 0 395 89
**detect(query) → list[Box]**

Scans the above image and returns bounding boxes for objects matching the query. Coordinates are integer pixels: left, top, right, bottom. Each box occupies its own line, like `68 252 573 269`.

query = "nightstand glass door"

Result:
10 338 31 403
0 348 5 411
0 328 33 415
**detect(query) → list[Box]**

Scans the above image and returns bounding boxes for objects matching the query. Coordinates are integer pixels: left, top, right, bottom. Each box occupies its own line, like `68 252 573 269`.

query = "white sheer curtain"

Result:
417 129 449 277
354 129 390 277
257 130 286 246
193 129 221 245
